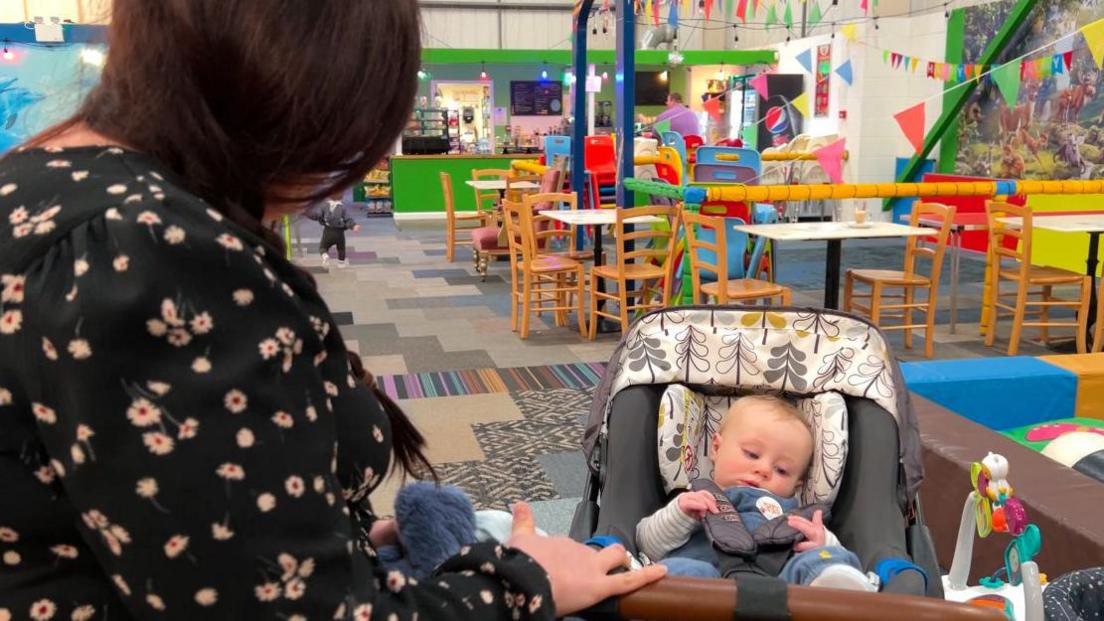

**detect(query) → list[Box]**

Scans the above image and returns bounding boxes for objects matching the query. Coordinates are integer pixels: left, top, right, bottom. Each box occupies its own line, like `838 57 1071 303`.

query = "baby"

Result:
636 395 873 591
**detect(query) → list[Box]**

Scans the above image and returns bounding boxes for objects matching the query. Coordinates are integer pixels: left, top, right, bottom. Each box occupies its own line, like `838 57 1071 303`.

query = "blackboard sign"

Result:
510 81 563 116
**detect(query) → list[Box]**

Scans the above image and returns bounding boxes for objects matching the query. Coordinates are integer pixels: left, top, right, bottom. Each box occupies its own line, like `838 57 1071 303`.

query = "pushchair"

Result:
569 305 1001 620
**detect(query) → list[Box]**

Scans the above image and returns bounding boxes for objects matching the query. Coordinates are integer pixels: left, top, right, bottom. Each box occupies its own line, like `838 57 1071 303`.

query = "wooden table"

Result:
465 179 539 191
734 221 932 309
998 213 1104 348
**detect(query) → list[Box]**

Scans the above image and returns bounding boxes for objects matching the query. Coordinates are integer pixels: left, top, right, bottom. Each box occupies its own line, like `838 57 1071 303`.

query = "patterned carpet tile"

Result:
377 363 607 400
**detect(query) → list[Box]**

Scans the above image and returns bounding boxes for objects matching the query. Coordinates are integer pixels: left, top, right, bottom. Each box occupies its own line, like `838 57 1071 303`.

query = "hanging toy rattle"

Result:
944 452 1045 621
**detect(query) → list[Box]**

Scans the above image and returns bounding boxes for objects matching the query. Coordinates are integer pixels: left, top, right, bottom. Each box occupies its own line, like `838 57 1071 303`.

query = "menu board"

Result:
510 81 563 116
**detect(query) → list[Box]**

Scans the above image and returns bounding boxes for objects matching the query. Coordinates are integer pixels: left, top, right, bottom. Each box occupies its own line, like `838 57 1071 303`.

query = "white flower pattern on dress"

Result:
0 147 554 621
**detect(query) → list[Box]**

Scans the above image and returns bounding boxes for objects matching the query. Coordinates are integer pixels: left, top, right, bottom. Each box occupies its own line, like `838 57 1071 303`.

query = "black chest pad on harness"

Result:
691 479 831 577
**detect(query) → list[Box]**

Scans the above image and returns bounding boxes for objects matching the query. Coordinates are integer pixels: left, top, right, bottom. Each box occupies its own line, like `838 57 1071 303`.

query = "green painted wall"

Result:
391 155 537 214
421 48 776 66
418 65 690 144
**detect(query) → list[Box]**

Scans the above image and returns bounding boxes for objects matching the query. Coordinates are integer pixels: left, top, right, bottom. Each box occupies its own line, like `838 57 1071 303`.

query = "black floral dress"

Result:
0 146 553 621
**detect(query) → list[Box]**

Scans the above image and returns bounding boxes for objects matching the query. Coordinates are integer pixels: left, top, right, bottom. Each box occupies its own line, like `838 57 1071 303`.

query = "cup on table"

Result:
853 208 868 226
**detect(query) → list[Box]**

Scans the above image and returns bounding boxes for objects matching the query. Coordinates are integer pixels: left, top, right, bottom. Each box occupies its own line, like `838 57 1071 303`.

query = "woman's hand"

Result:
506 502 668 617
369 518 398 547
676 489 720 520
788 510 827 552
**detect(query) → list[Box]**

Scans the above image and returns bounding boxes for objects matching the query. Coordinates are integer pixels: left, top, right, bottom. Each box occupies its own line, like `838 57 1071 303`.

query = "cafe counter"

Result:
391 154 540 221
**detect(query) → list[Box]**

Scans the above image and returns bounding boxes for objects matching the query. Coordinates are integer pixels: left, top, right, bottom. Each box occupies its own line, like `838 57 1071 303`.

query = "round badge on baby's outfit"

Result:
756 496 784 519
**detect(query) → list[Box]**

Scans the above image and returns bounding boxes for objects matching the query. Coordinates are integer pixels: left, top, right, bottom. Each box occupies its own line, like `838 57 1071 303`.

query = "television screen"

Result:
635 71 669 106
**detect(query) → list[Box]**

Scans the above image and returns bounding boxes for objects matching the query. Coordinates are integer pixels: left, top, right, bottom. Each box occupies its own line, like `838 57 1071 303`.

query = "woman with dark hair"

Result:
0 2 665 619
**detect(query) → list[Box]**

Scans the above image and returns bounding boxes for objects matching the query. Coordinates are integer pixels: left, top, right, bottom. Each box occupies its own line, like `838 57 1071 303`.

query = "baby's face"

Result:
710 411 813 497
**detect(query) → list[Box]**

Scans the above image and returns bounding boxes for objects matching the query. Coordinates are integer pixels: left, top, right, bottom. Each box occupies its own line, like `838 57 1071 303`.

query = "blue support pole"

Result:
615 0 634 208
571 0 594 217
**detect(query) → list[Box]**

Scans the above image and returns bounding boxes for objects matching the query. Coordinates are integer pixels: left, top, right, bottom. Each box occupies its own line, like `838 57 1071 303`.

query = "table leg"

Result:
1086 232 1100 348
949 229 961 335
824 239 842 310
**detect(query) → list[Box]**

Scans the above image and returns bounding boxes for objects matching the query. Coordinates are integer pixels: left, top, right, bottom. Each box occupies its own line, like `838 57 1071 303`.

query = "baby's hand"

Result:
369 518 398 548
788 510 826 552
676 490 720 520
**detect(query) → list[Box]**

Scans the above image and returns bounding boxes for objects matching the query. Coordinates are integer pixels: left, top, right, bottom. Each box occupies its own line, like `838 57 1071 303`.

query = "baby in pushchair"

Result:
637 394 874 591
571 305 942 606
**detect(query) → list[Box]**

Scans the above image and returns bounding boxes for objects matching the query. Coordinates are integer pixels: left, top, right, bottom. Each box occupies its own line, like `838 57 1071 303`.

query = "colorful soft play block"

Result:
1001 417 1104 452
1039 354 1104 420
901 357 1077 430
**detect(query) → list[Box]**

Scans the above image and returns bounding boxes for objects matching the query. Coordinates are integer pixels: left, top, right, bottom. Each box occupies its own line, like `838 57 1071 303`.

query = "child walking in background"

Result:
314 193 359 268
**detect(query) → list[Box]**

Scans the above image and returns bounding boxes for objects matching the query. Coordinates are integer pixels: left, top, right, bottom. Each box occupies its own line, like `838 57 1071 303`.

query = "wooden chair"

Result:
505 172 541 203
589 205 680 338
682 210 791 307
523 191 594 262
441 172 487 262
471 168 510 218
843 202 955 358
983 200 1090 355
501 199 587 339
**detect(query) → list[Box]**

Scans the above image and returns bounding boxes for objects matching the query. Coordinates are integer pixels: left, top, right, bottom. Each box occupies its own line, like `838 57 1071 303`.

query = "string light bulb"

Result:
874 17 880 30
540 62 548 80
601 70 609 80
716 63 726 80
480 61 488 80
733 24 739 43
1 40 12 61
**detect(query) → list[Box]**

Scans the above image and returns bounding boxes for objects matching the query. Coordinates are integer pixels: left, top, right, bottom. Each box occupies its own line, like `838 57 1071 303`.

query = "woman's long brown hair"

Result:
25 0 434 478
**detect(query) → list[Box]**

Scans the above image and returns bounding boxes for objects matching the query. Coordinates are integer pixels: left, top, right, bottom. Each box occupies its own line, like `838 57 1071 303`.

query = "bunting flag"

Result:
1063 50 1073 71
751 0 759 17
790 92 809 117
796 48 814 73
992 60 1021 107
956 64 966 82
910 58 919 72
860 0 868 12
749 72 770 99
703 96 723 121
894 102 925 154
783 1 793 27
882 50 890 64
725 0 734 22
808 1 822 26
1081 18 1104 68
703 0 711 22
654 0 661 26
813 138 846 184
736 0 748 22
741 125 757 146
1052 53 1065 75
841 24 858 42
926 62 935 78
668 0 679 26
765 2 777 26
835 59 853 85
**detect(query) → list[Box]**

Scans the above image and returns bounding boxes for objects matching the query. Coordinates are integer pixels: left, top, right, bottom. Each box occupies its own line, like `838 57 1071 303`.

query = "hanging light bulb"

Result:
601 71 609 80
716 63 726 80
480 61 488 80
541 62 549 80
1 40 12 62
417 69 428 80
874 17 880 30
659 70 669 81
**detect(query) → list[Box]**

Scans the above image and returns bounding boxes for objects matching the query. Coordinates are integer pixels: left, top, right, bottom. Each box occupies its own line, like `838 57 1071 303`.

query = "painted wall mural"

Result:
0 44 102 153
955 0 1104 180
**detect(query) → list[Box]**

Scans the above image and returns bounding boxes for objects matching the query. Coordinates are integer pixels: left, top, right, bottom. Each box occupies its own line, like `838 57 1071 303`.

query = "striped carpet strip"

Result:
379 362 608 400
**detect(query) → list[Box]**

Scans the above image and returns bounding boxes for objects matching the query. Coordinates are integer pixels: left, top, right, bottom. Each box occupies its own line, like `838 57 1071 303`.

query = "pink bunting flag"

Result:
894 102 926 154
749 73 770 100
813 138 847 184
860 0 869 13
736 0 748 22
703 96 723 121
